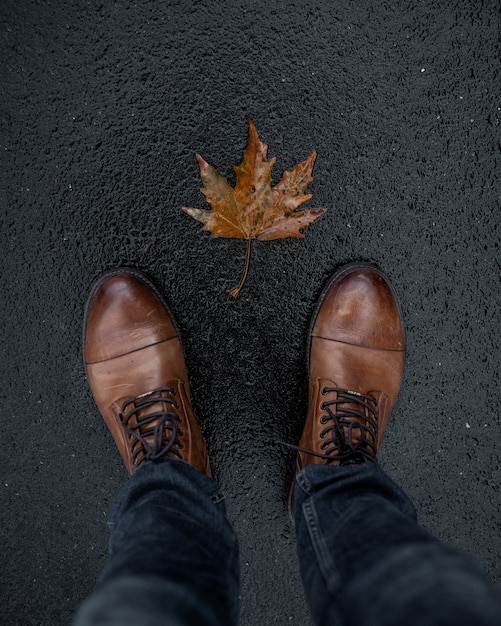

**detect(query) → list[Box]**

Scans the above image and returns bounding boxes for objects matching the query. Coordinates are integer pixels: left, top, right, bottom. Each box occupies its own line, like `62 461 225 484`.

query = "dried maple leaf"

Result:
183 118 325 298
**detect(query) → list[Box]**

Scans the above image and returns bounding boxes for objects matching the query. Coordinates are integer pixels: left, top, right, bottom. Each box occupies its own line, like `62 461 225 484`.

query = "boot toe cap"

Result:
311 269 405 351
84 271 178 364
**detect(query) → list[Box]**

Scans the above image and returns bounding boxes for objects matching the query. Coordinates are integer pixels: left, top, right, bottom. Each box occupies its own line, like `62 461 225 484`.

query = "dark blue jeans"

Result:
74 459 501 626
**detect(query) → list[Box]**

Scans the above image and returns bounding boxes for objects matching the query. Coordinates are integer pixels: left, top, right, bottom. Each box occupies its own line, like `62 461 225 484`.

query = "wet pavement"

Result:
1 1 500 623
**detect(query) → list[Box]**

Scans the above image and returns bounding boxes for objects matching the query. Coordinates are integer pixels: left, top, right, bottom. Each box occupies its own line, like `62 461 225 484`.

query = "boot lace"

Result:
120 386 183 468
281 387 378 465
317 387 378 464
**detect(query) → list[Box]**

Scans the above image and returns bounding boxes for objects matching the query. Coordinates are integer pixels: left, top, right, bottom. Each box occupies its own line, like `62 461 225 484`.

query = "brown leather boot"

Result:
296 262 405 470
83 268 211 476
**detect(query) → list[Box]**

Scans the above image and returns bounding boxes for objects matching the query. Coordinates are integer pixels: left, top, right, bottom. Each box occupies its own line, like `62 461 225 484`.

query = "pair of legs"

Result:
75 263 501 625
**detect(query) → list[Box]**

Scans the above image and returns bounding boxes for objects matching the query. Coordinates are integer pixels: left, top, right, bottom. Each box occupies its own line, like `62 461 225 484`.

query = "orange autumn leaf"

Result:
183 117 325 298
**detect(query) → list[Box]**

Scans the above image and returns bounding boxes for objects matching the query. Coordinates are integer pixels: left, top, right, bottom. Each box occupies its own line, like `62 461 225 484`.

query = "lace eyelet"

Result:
320 415 328 424
321 388 328 395
320 431 326 439
320 402 327 410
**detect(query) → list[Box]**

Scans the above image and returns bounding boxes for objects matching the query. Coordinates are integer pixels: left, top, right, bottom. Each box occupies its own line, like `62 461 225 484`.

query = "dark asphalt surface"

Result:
1 1 500 624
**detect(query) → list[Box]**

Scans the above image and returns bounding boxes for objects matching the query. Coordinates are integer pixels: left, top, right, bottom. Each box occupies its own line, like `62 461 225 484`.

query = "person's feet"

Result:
83 268 211 476
296 262 405 470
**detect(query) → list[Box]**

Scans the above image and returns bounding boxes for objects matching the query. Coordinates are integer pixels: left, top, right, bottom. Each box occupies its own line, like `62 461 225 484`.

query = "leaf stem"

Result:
230 238 252 299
